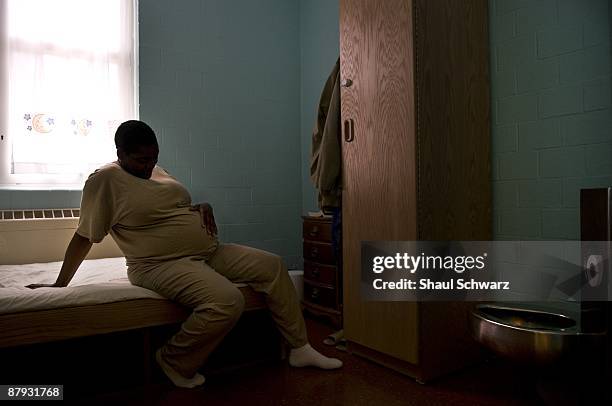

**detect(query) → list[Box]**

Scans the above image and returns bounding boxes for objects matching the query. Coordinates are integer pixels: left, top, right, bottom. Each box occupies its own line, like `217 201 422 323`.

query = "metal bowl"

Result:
470 304 583 365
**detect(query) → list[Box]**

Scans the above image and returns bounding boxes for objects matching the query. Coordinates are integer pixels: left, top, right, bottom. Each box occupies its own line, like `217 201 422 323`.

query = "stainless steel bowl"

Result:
470 304 602 365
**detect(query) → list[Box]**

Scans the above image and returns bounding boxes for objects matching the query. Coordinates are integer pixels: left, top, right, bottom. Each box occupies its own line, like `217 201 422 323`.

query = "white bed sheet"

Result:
0 257 165 315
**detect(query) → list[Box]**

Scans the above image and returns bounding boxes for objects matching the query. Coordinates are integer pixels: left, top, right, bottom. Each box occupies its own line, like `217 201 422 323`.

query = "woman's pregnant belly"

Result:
112 210 219 263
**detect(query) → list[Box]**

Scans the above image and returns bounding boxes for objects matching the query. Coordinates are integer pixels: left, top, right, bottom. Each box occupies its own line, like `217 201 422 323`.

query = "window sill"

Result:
0 184 83 191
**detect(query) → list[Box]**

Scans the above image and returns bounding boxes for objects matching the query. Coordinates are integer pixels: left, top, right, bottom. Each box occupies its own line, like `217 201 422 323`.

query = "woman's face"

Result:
118 144 159 179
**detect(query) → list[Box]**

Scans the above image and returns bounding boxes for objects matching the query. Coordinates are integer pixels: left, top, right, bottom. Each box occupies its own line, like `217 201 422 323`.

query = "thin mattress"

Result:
0 257 245 315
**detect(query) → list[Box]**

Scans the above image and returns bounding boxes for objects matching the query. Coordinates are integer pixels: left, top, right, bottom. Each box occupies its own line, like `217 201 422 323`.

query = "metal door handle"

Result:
344 119 355 142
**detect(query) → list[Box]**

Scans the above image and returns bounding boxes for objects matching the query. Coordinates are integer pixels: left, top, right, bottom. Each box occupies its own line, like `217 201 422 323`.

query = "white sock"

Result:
155 349 206 388
289 343 343 369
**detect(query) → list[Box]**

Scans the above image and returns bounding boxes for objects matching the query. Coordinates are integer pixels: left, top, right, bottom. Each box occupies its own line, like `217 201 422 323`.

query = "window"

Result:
0 0 138 187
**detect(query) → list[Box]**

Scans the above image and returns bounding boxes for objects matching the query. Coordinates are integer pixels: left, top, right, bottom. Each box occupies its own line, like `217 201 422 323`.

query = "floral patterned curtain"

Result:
7 0 135 176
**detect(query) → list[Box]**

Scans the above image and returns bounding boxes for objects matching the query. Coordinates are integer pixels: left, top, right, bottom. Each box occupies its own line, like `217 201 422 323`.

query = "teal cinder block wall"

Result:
298 0 612 240
2 0 611 248
139 0 302 267
300 0 340 213
491 0 612 240
0 0 304 268
0 189 82 210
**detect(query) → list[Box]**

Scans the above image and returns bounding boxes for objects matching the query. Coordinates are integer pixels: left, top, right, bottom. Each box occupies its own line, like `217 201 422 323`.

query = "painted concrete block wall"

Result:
4 0 611 253
0 0 314 270
0 189 82 211
138 0 302 267
0 0 305 270
491 0 612 240
299 0 340 214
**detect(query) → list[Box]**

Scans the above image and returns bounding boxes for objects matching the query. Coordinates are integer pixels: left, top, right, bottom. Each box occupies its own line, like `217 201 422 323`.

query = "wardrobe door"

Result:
340 0 419 363
414 0 492 240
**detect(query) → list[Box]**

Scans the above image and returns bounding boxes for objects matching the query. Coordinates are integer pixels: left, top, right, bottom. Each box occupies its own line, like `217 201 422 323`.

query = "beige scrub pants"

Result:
127 243 308 378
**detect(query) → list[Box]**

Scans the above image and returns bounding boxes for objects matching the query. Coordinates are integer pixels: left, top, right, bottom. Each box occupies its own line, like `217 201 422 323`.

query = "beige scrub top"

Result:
76 162 218 266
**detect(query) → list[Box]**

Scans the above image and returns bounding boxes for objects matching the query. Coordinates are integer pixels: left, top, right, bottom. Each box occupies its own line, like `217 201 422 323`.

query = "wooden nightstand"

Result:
301 215 342 328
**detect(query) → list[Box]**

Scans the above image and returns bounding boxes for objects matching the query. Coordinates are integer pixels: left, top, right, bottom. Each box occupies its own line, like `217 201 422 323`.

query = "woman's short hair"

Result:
114 120 158 154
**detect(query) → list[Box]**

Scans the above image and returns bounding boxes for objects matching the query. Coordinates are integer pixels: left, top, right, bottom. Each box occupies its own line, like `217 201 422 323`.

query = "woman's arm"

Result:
26 232 93 289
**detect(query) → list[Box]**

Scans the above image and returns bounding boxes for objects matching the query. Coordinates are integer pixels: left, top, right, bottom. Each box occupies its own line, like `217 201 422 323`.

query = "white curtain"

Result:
7 0 135 176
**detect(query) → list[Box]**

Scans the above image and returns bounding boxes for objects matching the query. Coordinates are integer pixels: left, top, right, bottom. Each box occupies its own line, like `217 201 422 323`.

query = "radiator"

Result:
0 209 121 265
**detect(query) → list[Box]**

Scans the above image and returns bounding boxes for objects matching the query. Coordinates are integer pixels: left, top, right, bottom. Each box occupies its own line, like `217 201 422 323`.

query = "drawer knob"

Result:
309 226 319 237
312 268 320 278
310 248 319 258
311 288 320 300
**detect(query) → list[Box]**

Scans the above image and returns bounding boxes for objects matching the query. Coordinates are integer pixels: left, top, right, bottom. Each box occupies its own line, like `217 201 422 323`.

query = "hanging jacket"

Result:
310 58 341 210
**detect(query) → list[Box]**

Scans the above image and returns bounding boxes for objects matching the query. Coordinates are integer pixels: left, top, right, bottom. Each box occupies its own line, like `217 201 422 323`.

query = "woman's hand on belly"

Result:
189 202 218 236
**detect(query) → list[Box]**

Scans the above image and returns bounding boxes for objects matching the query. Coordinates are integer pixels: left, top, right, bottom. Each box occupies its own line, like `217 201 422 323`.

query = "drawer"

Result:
304 282 337 309
304 261 336 286
303 241 335 264
303 219 333 242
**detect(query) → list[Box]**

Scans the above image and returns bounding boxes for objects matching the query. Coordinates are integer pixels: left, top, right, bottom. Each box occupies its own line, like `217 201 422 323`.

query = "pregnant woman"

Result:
27 120 342 388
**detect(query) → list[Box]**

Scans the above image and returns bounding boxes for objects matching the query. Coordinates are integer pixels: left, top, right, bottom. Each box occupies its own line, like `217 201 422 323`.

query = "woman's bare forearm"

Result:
54 232 93 287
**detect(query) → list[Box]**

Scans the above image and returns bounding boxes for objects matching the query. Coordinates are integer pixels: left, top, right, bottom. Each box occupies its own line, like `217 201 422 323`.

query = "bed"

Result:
0 258 278 393
0 213 280 389
0 257 267 349
0 212 273 349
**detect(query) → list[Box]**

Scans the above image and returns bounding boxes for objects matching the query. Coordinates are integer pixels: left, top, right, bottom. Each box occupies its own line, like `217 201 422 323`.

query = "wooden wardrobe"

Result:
340 0 491 382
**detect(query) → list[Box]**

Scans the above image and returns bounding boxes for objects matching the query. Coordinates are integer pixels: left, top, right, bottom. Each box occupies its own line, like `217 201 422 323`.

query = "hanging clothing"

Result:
310 58 341 210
